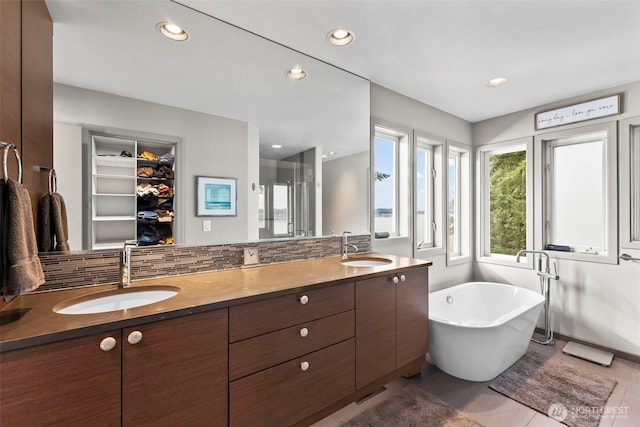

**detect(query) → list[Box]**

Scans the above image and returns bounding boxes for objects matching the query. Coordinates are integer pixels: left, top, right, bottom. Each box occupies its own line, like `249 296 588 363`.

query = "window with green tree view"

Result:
489 150 526 255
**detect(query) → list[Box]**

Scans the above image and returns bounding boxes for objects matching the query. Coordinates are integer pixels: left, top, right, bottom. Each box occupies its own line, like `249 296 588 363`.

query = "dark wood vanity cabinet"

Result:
228 267 429 426
1 264 429 427
228 283 356 427
0 329 122 426
355 267 429 389
0 309 228 427
122 309 228 426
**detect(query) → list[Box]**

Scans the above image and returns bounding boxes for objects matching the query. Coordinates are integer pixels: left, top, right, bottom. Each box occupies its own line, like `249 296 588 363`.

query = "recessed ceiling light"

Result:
271 144 282 149
328 28 355 46
157 21 189 41
328 151 337 156
485 77 508 87
286 67 307 80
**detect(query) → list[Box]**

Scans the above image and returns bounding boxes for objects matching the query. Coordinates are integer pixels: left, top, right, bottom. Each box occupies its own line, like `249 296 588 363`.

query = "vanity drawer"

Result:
229 310 354 380
229 338 355 427
229 282 354 342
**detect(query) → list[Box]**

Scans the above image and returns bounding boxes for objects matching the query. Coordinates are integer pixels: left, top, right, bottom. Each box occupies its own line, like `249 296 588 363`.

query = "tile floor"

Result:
313 338 640 426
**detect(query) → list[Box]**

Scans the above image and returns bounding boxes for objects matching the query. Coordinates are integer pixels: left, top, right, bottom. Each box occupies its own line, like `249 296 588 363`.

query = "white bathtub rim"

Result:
429 282 544 329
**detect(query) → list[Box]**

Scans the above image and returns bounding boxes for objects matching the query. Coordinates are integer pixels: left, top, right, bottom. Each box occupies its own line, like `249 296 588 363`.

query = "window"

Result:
620 117 640 249
374 132 398 235
477 138 532 264
548 139 604 249
415 135 444 252
490 150 526 255
258 185 266 229
273 184 290 236
447 142 471 264
633 126 640 242
536 122 617 264
374 125 409 238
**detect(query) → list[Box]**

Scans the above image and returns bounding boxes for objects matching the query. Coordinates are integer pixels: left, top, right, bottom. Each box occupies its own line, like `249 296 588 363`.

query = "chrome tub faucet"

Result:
515 249 558 280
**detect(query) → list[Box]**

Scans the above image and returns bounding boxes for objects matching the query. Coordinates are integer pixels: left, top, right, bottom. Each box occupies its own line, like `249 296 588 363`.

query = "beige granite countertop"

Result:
0 253 431 352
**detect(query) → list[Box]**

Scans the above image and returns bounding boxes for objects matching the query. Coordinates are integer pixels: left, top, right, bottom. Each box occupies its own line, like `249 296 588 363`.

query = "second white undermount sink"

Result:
54 285 180 315
341 257 393 267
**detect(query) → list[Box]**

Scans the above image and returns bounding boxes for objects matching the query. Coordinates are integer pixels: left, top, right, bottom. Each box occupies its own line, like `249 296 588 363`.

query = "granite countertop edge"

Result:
0 253 431 352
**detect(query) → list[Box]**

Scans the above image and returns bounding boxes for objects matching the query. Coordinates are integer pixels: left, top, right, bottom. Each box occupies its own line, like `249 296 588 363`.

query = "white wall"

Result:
369 83 475 289
52 123 83 251
473 81 640 356
322 151 369 236
53 83 259 247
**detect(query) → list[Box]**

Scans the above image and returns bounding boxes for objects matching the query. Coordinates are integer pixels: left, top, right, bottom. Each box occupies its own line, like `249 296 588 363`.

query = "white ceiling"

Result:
48 0 640 162
182 0 640 123
47 0 370 161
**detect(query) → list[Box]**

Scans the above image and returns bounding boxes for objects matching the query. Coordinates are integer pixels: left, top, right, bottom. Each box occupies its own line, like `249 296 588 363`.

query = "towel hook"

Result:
1 141 23 184
38 166 57 193
48 168 57 194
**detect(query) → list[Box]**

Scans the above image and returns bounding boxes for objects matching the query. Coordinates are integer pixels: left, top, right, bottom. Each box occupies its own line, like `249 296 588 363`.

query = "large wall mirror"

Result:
47 0 370 251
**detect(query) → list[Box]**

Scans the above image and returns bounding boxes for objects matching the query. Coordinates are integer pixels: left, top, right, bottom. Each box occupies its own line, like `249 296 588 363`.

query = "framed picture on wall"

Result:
196 176 237 216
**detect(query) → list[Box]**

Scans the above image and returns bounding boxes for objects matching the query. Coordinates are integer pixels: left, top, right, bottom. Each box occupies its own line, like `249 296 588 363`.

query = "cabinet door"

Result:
0 330 121 426
122 309 228 427
230 339 355 427
396 267 429 367
355 275 396 389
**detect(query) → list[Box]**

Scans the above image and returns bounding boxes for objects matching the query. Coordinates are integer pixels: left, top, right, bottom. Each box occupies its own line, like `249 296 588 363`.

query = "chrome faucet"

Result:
516 249 558 280
119 240 138 288
516 249 559 345
341 231 359 260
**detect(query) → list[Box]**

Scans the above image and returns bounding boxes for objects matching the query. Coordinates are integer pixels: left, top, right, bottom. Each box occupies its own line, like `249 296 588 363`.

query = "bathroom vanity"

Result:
0 254 430 426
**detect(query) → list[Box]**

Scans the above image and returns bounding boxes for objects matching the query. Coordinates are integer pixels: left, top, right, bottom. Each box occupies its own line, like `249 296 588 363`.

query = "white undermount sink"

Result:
341 257 393 267
54 285 180 315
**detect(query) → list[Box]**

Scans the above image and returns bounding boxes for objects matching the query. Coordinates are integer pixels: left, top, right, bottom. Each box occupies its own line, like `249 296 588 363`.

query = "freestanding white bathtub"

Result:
428 282 544 382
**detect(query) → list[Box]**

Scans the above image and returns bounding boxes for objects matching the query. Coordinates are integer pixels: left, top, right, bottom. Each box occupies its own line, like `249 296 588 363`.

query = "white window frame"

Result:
620 116 640 250
372 123 410 239
535 122 618 264
415 133 445 256
476 138 533 267
446 141 472 265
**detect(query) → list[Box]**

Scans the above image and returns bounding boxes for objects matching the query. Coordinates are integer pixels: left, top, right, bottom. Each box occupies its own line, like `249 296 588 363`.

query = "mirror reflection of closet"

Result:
49 0 371 251
87 132 177 250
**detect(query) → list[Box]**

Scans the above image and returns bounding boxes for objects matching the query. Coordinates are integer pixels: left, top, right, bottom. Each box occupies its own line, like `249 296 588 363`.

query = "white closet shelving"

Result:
87 133 176 249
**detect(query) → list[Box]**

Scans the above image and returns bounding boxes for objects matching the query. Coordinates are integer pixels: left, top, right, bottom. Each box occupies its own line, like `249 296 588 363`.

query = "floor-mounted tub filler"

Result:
515 250 559 345
514 250 614 366
428 282 545 382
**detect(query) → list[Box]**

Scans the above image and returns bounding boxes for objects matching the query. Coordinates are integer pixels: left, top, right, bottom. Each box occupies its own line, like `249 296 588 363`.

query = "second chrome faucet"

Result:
341 231 359 260
119 240 138 288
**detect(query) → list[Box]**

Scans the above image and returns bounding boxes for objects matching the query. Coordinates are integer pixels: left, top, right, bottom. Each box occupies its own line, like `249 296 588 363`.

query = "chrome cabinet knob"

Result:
300 361 310 371
392 276 399 284
299 295 309 305
127 330 143 345
299 327 309 338
100 337 116 351
400 274 406 282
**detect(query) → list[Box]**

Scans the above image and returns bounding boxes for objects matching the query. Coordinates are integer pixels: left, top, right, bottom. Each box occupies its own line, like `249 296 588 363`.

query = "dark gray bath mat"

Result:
340 383 483 427
489 351 617 427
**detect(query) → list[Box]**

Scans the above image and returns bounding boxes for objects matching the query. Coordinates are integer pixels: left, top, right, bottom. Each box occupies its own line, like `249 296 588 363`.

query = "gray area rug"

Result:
340 383 483 427
489 351 617 427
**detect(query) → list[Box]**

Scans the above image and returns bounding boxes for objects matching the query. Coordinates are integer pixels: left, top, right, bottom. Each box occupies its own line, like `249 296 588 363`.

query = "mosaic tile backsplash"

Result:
37 235 372 292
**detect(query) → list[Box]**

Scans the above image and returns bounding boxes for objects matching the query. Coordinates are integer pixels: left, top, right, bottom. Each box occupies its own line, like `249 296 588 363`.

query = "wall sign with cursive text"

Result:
535 94 621 130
